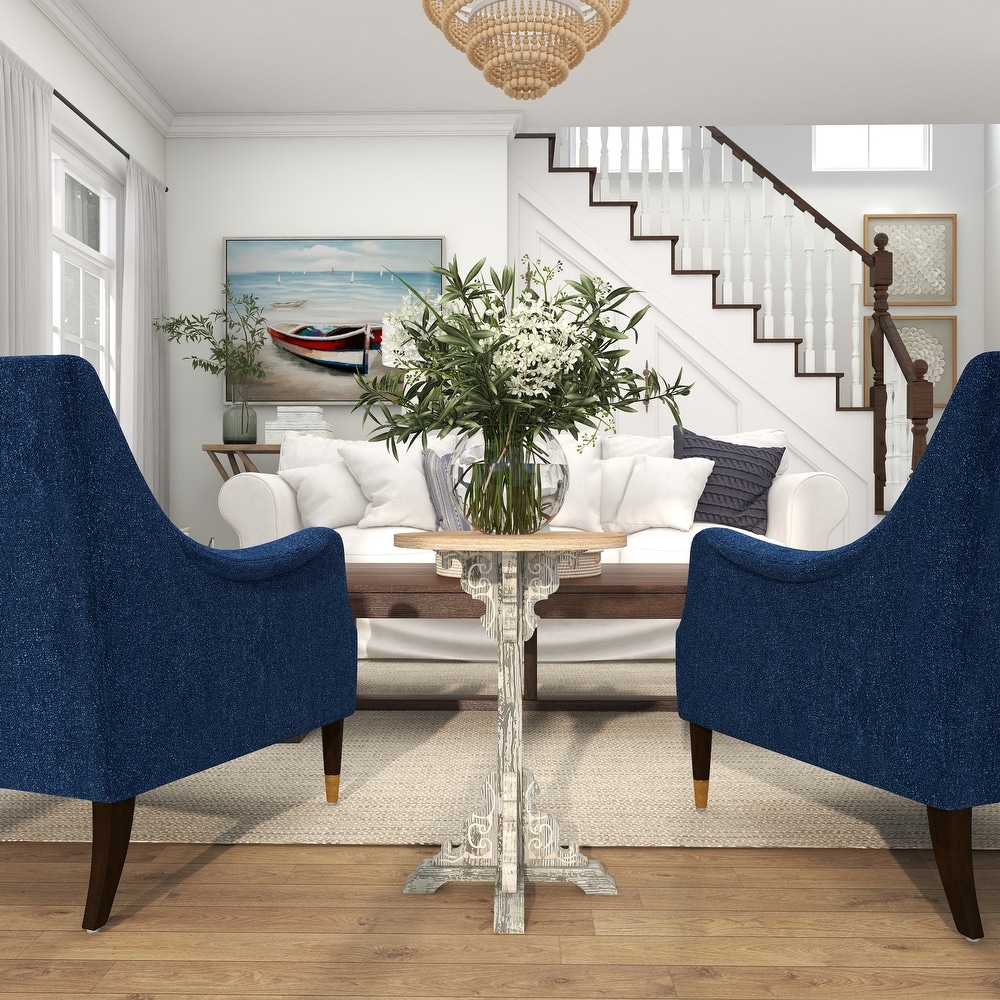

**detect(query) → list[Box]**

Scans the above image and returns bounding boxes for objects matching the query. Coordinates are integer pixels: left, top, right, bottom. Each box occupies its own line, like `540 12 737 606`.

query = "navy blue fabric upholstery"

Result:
676 351 1000 813
0 355 357 805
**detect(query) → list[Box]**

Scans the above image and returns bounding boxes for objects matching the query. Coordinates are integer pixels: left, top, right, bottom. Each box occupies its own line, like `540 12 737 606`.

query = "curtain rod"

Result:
53 89 130 161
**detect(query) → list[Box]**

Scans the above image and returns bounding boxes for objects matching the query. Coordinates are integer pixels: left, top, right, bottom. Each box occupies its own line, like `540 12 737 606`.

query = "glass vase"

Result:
222 382 258 444
449 429 568 534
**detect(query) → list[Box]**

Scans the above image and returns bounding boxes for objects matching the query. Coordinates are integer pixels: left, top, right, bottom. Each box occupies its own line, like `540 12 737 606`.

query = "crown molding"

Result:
32 0 175 135
166 112 525 140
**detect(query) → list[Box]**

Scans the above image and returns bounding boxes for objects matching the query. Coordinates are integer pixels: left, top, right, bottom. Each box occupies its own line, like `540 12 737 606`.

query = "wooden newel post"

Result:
908 358 933 474
870 233 893 514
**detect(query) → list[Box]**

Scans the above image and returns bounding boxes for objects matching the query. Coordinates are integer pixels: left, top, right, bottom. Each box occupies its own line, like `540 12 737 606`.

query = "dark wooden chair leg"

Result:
927 804 984 940
689 722 713 809
83 797 136 931
322 718 345 802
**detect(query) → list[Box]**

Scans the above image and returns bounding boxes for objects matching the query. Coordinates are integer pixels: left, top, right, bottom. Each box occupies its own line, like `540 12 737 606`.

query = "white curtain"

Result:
120 159 169 507
0 41 52 356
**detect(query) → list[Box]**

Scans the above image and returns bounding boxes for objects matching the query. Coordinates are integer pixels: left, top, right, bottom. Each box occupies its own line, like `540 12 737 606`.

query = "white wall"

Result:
1 0 165 180
164 132 510 546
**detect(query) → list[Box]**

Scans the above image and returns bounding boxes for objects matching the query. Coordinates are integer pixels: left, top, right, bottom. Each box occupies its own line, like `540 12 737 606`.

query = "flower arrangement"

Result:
355 255 692 532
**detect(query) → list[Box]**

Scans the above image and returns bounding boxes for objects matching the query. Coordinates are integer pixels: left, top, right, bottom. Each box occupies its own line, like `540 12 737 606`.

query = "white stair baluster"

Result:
681 126 692 269
824 230 837 371
802 218 816 373
782 195 795 338
742 161 754 303
557 128 571 167
761 178 774 337
619 127 630 202
639 127 651 236
850 255 864 406
660 126 671 236
579 126 590 168
599 126 610 201
721 145 733 304
701 128 713 269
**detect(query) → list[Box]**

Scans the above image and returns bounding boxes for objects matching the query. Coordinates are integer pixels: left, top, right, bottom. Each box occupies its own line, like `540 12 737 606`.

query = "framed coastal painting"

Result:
863 214 956 306
865 315 957 408
225 237 444 403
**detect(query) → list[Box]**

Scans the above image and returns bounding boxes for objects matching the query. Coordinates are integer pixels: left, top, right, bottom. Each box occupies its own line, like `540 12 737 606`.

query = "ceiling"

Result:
60 0 1000 131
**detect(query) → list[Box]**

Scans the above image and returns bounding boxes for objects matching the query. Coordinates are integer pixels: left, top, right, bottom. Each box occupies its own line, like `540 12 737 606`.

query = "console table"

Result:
202 443 279 481
393 530 626 934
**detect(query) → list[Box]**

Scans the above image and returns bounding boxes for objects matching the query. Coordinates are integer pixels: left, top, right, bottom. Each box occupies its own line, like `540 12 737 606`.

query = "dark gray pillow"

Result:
672 426 785 534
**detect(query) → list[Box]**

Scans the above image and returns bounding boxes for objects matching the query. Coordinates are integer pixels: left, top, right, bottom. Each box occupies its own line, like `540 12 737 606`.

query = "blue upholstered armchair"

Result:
676 351 1000 940
0 355 357 930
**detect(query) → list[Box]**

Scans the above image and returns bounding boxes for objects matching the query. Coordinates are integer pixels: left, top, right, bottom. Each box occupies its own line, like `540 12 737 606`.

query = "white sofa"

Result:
218 429 849 661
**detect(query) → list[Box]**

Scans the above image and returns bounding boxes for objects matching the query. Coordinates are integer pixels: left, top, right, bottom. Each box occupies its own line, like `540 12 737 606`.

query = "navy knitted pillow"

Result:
672 426 785 534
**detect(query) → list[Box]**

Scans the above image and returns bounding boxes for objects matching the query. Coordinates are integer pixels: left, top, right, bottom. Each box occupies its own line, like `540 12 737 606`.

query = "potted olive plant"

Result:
157 282 268 443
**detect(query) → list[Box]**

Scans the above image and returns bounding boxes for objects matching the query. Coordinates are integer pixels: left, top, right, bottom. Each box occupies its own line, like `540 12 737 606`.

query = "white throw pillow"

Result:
614 455 716 533
279 460 369 529
278 431 346 472
550 432 603 532
340 441 437 530
600 455 643 530
600 434 674 460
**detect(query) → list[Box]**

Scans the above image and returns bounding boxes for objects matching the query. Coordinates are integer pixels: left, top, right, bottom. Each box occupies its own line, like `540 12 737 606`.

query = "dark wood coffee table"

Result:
347 562 687 712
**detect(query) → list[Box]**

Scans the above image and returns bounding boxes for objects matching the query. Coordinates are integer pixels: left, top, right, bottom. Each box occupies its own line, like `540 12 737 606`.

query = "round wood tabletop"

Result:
394 530 627 553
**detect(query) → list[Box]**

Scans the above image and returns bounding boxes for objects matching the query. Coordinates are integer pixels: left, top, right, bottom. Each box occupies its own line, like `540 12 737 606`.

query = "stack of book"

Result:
264 405 336 444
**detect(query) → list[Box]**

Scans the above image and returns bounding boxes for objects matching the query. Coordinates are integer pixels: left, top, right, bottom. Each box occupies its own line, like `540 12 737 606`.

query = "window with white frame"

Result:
51 137 123 411
812 125 931 171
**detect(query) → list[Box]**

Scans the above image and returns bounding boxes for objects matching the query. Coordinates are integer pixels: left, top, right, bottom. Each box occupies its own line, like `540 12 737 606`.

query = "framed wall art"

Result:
863 214 956 306
225 237 444 404
865 315 957 408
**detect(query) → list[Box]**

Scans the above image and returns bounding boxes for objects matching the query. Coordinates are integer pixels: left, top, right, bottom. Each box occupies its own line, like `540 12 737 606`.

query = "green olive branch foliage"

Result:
354 256 692 456
155 281 268 384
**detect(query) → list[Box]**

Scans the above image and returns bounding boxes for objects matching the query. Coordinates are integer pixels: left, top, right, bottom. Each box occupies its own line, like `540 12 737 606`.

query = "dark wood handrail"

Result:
706 126 872 263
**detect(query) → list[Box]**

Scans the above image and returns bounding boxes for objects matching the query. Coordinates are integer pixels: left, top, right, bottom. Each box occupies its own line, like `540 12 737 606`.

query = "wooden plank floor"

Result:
0 842 998 998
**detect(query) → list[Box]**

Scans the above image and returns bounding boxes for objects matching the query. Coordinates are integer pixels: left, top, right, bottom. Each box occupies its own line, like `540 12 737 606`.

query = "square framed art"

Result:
863 214 956 306
224 237 444 403
865 315 957 408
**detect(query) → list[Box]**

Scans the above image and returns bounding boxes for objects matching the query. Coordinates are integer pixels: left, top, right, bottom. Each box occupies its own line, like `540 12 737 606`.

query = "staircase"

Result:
509 130 930 543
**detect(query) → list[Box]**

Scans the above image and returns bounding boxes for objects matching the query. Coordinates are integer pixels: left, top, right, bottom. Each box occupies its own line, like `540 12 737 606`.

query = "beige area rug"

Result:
1 660 998 850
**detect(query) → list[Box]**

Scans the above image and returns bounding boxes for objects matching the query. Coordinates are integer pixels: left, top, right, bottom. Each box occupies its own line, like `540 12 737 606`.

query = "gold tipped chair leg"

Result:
693 779 710 810
324 773 341 803
321 719 345 803
689 721 713 808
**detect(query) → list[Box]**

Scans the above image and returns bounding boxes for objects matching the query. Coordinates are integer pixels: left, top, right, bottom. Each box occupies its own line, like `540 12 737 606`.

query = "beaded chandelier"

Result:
422 0 629 101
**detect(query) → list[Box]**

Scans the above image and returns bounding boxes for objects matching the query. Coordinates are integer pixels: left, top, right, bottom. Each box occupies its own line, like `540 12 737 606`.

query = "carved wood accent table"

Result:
202 443 280 481
393 530 626 934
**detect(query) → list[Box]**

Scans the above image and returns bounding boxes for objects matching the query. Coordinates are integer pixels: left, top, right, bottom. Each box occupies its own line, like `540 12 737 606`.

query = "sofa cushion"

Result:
600 433 674 460
550 432 603 532
341 441 437 531
673 426 785 534
278 431 347 472
278 459 369 529
615 455 715 532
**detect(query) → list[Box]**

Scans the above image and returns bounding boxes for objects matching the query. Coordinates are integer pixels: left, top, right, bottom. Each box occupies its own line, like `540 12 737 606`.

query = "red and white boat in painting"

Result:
266 322 382 374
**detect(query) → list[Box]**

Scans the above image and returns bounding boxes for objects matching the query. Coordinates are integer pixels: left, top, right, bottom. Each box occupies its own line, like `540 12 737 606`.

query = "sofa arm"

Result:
218 473 303 547
765 472 849 549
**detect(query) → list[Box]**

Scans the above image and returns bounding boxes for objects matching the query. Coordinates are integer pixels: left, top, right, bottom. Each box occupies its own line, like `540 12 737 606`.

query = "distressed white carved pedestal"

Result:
393 530 627 934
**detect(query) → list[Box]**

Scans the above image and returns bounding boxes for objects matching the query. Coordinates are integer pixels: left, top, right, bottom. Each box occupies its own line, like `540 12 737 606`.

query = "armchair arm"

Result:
218 472 303 546
765 471 849 549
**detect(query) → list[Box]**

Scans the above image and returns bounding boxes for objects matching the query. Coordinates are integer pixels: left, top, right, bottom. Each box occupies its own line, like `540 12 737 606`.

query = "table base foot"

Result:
402 768 616 932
